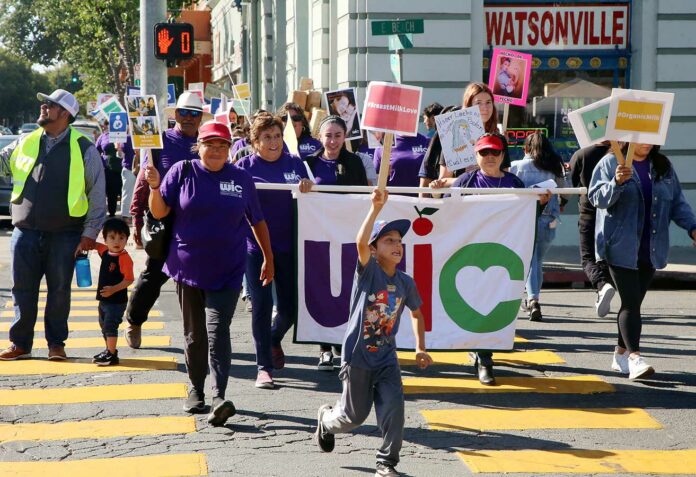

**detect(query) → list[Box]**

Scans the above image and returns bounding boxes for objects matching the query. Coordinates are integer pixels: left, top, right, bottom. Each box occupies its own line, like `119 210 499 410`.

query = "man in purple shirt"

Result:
124 92 208 349
373 133 430 188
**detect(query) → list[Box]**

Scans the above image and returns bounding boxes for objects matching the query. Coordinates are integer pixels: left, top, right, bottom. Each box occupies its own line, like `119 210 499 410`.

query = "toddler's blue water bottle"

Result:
75 252 92 288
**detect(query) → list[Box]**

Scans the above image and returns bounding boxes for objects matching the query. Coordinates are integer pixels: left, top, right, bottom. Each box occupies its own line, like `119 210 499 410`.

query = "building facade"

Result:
207 0 696 247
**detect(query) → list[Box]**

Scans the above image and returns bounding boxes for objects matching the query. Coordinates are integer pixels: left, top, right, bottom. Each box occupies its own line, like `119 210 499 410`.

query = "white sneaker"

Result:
628 354 655 380
317 351 334 371
595 283 616 318
611 347 629 374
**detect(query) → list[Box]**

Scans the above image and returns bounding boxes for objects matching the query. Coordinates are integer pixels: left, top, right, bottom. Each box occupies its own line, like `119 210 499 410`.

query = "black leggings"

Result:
608 262 655 354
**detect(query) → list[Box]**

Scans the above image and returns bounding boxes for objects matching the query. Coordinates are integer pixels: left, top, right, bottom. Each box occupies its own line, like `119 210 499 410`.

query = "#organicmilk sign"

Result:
361 81 422 136
605 89 675 145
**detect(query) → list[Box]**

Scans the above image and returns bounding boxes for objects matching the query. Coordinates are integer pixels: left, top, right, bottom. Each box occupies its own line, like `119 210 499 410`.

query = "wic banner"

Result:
294 193 537 350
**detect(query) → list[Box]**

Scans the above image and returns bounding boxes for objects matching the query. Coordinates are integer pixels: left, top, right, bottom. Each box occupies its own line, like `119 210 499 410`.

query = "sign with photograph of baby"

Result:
125 94 163 149
488 48 532 107
434 106 486 172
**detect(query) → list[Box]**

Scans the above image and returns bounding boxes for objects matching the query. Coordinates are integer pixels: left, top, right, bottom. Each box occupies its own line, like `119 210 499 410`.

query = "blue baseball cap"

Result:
369 219 411 245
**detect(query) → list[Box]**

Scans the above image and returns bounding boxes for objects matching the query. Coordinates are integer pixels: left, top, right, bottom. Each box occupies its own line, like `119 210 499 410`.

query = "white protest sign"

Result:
568 97 611 149
435 105 487 171
605 88 674 145
108 112 128 143
126 94 163 149
361 81 422 136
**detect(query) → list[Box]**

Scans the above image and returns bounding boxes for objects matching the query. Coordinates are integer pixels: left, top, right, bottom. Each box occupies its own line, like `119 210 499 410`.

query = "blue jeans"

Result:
98 302 126 338
10 228 82 351
245 250 296 371
526 216 556 301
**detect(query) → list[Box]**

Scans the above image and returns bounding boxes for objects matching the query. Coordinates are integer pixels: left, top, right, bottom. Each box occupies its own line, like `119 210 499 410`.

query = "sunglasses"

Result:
177 109 202 118
283 114 304 122
42 100 61 109
478 149 502 157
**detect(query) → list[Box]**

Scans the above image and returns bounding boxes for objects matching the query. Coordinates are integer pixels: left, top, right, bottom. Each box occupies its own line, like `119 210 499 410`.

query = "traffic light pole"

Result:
140 0 168 130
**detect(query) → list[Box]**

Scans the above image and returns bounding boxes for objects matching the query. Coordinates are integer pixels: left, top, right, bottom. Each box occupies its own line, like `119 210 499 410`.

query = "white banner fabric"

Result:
295 192 537 350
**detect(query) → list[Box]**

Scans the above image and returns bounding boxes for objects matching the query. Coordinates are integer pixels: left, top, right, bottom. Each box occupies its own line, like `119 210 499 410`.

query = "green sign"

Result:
371 19 424 36
389 33 413 51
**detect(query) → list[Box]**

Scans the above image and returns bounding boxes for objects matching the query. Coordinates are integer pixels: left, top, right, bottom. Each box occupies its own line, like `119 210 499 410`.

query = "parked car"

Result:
0 135 18 216
0 126 13 135
72 120 101 142
18 123 39 134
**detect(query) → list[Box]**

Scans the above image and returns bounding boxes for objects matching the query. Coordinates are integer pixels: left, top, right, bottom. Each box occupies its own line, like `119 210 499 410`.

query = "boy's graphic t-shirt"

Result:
95 243 134 304
341 257 422 370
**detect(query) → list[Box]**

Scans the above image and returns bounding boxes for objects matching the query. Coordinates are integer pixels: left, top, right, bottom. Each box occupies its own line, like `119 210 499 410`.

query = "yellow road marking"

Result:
513 336 528 343
421 408 661 431
398 350 564 366
1 310 162 318
0 383 188 406
1 335 170 350
0 321 165 332
0 357 177 375
6 300 102 308
403 375 614 394
0 453 208 477
38 291 130 298
459 449 696 474
0 416 195 443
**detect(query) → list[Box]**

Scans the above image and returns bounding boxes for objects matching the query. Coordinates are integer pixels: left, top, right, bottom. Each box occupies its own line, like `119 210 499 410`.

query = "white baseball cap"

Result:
37 89 80 118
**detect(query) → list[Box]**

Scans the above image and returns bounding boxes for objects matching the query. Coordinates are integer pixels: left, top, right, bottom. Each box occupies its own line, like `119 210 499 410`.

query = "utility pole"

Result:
140 0 168 130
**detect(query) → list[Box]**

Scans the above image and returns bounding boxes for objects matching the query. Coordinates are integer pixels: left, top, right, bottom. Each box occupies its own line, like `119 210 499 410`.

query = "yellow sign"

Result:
234 83 251 99
614 100 663 133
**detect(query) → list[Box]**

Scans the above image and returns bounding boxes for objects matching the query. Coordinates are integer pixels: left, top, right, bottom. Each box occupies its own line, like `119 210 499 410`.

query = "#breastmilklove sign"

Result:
605 89 674 145
361 81 422 136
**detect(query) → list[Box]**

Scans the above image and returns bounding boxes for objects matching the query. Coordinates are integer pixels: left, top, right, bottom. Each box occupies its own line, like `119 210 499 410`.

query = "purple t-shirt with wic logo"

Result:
311 157 339 185
236 152 309 254
298 136 321 159
373 133 430 187
159 160 264 291
155 127 199 177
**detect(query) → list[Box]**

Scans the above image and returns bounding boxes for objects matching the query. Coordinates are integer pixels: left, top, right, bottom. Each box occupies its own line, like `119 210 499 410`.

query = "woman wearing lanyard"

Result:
236 115 314 389
431 134 549 385
145 121 272 426
589 143 696 380
305 115 369 370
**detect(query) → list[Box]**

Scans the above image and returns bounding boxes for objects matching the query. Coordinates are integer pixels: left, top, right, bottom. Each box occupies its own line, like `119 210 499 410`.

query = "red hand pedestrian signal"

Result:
153 23 195 60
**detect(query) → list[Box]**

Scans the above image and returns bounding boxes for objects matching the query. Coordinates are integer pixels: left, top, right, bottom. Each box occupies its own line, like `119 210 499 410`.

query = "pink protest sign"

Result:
488 48 532 107
361 81 422 137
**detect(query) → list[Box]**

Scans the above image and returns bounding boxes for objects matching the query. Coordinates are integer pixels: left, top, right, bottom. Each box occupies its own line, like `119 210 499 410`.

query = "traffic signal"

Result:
154 23 195 60
71 71 79 83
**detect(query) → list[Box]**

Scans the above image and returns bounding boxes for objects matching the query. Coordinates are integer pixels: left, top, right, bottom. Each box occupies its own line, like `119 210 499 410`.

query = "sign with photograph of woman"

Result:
324 88 362 140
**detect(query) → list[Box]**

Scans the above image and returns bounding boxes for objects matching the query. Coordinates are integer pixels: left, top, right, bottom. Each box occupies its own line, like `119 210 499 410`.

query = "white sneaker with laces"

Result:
611 347 629 374
317 351 334 371
595 283 616 318
628 354 655 380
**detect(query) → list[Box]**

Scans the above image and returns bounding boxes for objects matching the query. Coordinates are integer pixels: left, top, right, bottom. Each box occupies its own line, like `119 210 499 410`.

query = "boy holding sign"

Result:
314 188 432 477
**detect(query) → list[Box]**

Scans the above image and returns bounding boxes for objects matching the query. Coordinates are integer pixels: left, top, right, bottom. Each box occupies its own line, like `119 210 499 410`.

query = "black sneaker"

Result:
375 462 399 476
183 388 206 413
315 404 335 452
207 397 236 426
93 349 119 366
317 351 334 371
528 300 543 322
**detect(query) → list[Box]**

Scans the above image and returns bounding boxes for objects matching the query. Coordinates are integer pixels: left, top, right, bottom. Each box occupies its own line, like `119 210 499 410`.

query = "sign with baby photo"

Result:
125 94 163 149
488 48 532 107
435 105 487 171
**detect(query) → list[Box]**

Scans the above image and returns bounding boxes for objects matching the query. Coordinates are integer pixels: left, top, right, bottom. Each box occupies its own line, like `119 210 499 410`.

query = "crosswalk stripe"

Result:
458 449 696 474
0 453 208 477
0 416 195 443
421 408 661 431
398 350 565 366
1 335 170 350
0 321 165 332
0 357 177 375
6 300 102 308
38 291 130 298
1 310 163 318
39 286 134 292
0 383 188 406
403 375 614 395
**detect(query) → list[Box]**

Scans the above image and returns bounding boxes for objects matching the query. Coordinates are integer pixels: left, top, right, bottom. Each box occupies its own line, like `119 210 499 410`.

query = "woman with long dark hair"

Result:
589 143 696 380
511 132 566 321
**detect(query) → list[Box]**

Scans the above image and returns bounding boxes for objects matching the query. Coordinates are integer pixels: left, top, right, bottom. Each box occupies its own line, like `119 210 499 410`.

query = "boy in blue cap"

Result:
315 189 432 477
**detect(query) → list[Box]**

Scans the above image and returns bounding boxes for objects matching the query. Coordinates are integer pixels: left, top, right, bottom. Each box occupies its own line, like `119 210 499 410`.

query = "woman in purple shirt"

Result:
277 102 322 159
236 115 314 389
146 122 273 427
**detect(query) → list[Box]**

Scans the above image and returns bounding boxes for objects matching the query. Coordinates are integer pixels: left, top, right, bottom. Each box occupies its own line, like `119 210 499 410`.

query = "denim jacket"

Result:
588 153 696 270
510 156 564 220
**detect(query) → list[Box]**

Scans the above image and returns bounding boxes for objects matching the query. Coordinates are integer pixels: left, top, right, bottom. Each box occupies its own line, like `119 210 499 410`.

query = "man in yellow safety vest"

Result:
0 89 106 361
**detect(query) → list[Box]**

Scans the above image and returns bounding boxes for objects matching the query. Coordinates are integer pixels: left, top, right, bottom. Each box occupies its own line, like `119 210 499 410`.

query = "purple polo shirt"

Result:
311 157 338 185
160 160 264 291
150 127 199 177
457 170 523 189
373 134 429 187
298 136 322 159
236 152 309 254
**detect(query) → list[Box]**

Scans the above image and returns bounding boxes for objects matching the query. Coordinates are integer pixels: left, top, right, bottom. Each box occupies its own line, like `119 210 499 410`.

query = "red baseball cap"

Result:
474 134 503 152
198 121 232 143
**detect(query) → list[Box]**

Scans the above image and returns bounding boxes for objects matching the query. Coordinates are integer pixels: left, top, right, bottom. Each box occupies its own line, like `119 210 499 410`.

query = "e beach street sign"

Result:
371 19 424 36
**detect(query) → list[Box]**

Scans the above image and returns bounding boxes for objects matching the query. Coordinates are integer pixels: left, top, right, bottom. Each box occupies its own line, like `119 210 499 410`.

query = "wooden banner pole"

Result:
377 132 394 192
610 140 625 166
625 142 636 168
502 103 510 134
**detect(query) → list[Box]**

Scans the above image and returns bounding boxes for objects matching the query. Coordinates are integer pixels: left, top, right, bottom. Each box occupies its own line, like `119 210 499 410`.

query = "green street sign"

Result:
389 33 413 51
371 19 424 36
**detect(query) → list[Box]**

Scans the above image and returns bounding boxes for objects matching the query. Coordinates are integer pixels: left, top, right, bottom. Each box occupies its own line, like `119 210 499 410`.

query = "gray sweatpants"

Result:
176 282 241 399
321 363 405 467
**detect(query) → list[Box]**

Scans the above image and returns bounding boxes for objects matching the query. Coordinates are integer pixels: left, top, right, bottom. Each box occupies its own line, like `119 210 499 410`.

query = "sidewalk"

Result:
544 245 696 286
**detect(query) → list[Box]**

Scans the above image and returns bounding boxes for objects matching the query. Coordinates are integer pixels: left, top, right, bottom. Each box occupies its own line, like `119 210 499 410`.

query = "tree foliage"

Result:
0 49 52 126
